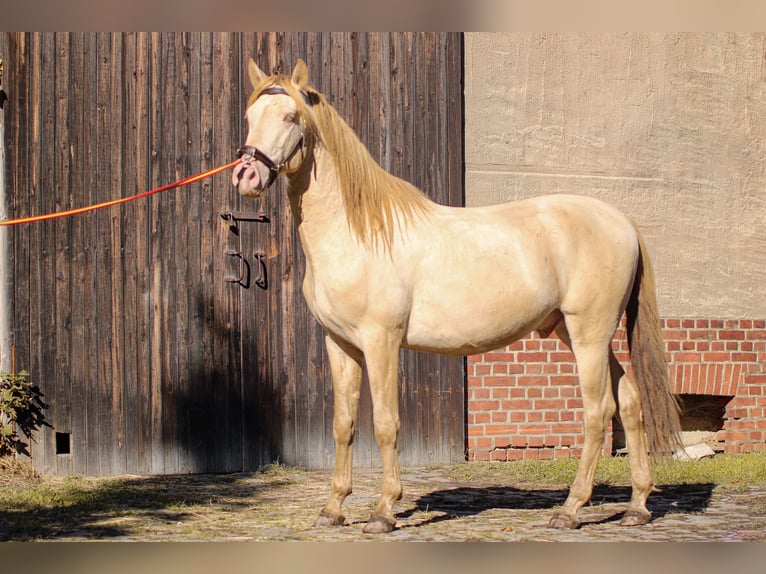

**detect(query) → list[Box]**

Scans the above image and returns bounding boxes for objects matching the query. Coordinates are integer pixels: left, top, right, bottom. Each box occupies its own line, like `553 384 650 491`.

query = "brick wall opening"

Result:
678 394 732 451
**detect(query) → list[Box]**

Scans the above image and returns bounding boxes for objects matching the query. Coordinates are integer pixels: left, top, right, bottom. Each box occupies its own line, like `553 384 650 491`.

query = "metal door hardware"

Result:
220 209 269 290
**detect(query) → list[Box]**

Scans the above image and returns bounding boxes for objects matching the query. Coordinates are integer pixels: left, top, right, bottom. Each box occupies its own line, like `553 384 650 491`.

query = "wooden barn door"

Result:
1 33 248 476
235 33 465 469
1 32 464 475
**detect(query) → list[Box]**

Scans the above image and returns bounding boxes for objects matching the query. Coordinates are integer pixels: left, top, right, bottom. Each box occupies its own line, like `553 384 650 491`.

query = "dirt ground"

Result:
2 462 765 542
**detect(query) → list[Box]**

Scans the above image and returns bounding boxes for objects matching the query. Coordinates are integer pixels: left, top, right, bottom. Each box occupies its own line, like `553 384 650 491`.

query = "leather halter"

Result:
236 85 309 188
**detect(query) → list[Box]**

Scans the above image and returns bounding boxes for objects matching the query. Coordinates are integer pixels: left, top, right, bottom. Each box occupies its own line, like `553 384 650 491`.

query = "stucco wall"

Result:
464 33 766 320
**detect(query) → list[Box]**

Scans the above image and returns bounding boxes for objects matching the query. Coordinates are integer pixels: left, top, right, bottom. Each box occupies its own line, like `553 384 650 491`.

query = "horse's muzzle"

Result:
232 157 266 197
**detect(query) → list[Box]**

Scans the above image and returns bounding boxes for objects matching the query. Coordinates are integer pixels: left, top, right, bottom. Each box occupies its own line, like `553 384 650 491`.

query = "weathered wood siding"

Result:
0 32 464 475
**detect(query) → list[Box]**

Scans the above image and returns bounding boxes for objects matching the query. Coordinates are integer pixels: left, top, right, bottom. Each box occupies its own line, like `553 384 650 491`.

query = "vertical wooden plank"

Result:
109 32 127 476
171 31 225 473
199 31 216 470
31 32 56 475
243 32 299 467
77 31 97 475
156 31 176 473
128 31 148 475
195 31 214 470
95 32 117 477
253 31 277 468
212 32 244 469
197 32 240 473
184 31 208 471
136 32 155 474
4 33 39 466
120 32 141 475
177 30 198 471
67 31 95 475
240 32 278 469
67 31 84 474
138 33 154 474
374 33 393 174
240 31 260 470
152 34 176 474
52 32 74 477
147 31 167 475
247 32 308 467
228 31 246 470
443 32 465 463
2 34 23 430
30 32 51 473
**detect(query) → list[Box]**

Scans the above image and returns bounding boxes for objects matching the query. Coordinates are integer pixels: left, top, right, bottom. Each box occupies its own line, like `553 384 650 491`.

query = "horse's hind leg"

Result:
549 321 616 529
315 335 363 528
609 351 654 526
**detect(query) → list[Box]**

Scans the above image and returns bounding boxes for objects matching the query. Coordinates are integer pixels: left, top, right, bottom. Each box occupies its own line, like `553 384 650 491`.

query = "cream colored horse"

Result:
232 59 681 534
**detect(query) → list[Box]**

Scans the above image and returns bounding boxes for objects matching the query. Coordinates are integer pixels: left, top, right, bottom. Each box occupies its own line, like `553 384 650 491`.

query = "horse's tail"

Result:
625 225 682 458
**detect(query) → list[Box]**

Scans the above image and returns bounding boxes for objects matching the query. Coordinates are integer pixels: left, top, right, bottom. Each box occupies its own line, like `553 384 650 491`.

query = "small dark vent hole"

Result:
55 432 71 455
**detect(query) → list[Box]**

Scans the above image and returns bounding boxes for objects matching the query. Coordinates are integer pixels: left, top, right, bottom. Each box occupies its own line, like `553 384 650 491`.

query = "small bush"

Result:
0 370 48 456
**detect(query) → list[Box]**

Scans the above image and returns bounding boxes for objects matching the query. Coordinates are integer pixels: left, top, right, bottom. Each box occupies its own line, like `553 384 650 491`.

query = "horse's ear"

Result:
248 58 267 89
291 59 309 91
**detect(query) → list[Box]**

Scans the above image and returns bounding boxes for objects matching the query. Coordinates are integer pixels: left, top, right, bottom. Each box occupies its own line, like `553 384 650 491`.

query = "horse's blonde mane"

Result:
257 76 434 250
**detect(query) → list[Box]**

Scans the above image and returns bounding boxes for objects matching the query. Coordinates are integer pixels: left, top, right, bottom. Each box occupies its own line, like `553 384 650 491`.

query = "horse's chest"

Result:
300 269 360 336
301 259 409 344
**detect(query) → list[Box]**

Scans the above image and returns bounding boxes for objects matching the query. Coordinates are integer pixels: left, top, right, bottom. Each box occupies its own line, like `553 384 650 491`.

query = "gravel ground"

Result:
2 464 765 542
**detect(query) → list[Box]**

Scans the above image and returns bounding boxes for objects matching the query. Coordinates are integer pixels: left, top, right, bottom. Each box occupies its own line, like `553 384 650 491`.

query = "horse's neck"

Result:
287 146 355 259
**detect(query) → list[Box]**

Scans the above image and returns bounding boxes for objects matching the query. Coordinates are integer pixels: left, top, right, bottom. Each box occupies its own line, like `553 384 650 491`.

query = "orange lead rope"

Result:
0 159 240 226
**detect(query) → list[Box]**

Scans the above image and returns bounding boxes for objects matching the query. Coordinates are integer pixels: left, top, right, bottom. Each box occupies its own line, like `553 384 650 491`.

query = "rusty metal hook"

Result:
224 250 250 288
253 251 267 290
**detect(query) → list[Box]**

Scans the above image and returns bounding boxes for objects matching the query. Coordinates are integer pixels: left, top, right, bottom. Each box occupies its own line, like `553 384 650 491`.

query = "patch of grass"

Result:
253 461 306 481
450 457 579 487
0 456 40 488
0 457 322 540
654 453 766 489
0 458 63 510
449 452 766 490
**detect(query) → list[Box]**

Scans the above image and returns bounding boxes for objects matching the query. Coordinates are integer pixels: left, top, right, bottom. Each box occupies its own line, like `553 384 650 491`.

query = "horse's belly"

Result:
403 292 558 356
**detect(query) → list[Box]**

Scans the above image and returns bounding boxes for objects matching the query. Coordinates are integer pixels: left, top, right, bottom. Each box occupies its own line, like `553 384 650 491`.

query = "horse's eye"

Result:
284 113 296 123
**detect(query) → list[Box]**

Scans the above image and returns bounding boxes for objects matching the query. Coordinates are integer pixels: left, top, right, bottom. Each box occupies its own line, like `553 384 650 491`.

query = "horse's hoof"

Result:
548 512 579 530
314 510 345 527
620 509 651 527
362 513 396 534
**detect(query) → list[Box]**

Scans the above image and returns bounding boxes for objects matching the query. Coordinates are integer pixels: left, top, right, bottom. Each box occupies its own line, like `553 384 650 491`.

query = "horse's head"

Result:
232 59 313 198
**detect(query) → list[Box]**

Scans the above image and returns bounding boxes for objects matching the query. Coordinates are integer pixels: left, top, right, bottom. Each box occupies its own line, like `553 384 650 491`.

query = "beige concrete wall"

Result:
464 33 766 319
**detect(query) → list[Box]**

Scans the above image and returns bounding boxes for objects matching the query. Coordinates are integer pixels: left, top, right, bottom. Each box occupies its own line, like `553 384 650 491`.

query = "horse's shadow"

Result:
396 483 716 529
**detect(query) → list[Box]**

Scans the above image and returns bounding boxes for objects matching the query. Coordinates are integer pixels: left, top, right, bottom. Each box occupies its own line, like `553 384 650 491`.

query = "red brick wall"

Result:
466 319 766 461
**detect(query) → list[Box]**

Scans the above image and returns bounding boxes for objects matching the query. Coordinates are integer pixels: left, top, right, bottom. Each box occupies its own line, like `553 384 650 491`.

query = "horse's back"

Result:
424 193 638 277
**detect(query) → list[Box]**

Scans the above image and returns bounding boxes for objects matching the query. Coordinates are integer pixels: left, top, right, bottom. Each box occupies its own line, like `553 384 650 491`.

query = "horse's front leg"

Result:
361 330 403 534
315 334 363 528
